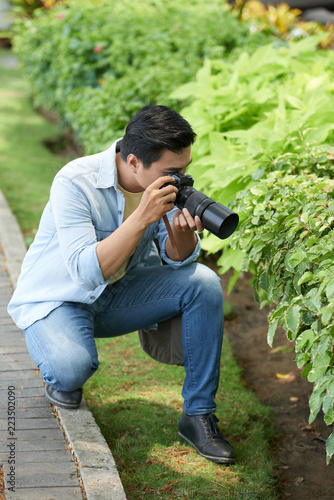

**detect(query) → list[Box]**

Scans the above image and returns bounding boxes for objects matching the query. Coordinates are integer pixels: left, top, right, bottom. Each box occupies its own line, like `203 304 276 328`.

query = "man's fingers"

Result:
179 209 195 230
177 209 204 232
152 176 177 190
194 215 204 232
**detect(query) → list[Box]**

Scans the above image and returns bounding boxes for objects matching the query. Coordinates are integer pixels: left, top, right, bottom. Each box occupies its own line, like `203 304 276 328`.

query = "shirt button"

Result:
90 296 95 300
118 210 122 215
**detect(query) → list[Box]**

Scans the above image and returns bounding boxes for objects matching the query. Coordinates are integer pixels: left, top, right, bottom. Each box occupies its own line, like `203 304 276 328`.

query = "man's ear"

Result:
127 154 141 173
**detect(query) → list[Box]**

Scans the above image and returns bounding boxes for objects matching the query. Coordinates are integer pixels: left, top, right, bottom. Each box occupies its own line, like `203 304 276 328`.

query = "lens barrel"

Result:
175 187 239 239
201 202 239 239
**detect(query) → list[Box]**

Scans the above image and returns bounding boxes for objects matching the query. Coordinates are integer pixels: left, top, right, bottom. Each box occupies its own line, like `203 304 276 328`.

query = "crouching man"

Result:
8 105 235 464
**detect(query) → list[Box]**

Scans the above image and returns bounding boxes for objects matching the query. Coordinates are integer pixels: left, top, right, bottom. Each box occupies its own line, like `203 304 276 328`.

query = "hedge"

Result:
12 0 273 152
173 35 334 462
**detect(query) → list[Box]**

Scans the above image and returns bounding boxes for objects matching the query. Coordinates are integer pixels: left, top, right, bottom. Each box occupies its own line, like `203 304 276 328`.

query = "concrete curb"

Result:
0 188 127 500
58 402 127 500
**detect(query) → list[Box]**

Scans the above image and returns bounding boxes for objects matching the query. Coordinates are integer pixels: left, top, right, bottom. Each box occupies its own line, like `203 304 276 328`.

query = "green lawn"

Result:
0 50 75 244
0 49 279 499
85 334 278 499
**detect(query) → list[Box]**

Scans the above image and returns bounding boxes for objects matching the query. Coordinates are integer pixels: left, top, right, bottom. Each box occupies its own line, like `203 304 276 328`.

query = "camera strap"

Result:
163 215 181 261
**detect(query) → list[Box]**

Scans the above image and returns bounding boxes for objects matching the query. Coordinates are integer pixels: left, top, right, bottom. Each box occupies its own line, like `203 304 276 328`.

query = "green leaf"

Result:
227 269 240 295
326 280 334 300
300 212 309 224
322 394 333 416
327 380 334 397
252 167 265 181
295 329 314 352
287 251 307 268
296 351 310 368
288 33 329 56
260 272 270 292
307 124 334 144
285 94 303 109
326 432 334 465
308 353 331 383
268 318 278 348
309 389 324 423
297 271 313 285
250 185 267 196
303 289 322 313
320 304 334 326
253 203 266 215
285 305 300 334
302 363 312 378
324 404 334 425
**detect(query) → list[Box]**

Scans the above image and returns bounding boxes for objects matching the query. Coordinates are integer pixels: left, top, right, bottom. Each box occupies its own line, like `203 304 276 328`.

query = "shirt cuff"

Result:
159 232 201 268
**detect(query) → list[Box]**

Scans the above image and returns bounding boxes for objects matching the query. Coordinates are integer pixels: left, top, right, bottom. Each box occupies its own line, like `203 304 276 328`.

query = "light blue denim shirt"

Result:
8 139 201 329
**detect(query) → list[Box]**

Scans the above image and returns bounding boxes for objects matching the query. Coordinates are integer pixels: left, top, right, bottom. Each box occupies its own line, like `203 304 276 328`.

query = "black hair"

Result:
120 105 196 168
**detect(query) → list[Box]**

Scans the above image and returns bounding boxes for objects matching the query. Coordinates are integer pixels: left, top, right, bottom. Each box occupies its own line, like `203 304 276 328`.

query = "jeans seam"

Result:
106 296 182 312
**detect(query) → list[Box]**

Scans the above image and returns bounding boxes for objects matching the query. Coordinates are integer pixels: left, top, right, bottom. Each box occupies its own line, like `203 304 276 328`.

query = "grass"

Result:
0 50 75 244
85 334 278 499
0 49 279 499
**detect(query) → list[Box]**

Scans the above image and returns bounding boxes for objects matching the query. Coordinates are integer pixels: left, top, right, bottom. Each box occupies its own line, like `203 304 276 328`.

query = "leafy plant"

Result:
172 34 334 461
230 168 334 463
8 0 64 17
12 0 274 152
228 0 302 34
227 0 334 49
172 35 334 260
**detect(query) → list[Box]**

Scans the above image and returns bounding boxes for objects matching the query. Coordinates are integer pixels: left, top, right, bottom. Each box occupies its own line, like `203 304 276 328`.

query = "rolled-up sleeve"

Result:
50 176 109 290
155 208 201 268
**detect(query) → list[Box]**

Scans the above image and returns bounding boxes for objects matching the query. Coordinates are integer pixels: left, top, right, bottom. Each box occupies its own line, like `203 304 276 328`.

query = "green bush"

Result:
12 0 273 151
172 35 334 462
172 35 334 257
231 167 334 463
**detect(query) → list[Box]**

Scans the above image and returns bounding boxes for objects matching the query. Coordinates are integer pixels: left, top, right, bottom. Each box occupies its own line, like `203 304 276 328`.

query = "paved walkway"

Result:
0 245 83 499
0 190 127 499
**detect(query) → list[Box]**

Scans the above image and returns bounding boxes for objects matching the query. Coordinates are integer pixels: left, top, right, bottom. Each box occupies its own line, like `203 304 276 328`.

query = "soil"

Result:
218 267 334 499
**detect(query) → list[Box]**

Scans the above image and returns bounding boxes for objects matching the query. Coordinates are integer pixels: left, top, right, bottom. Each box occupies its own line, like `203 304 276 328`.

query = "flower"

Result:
93 45 103 53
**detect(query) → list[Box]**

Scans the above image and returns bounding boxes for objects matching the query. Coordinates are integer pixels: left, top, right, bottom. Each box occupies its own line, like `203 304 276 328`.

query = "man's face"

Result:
134 146 192 190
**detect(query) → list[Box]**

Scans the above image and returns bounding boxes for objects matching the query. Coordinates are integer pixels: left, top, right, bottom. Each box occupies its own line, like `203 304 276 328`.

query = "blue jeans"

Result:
23 263 224 415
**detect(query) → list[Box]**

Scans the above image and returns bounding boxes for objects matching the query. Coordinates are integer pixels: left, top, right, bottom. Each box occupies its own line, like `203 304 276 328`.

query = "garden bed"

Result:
218 266 334 499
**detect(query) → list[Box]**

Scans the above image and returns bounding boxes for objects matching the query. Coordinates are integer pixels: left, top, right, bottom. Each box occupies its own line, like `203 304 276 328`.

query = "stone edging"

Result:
0 188 127 499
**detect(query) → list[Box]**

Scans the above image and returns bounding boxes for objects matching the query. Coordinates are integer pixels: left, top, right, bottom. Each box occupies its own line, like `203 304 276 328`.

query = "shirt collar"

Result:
96 137 123 188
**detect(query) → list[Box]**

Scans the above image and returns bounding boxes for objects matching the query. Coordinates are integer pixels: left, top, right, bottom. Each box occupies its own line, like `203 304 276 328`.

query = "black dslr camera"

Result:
163 172 239 239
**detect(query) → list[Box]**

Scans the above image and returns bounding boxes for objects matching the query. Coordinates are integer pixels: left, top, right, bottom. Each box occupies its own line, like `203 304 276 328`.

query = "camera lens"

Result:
175 188 239 239
201 202 239 239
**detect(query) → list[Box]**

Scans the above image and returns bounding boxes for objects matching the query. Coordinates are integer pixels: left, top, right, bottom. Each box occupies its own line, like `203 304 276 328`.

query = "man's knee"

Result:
42 345 99 391
189 263 223 301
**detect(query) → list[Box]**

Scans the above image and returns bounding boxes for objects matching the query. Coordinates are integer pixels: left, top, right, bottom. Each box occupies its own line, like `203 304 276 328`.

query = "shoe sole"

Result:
178 431 235 465
45 387 81 410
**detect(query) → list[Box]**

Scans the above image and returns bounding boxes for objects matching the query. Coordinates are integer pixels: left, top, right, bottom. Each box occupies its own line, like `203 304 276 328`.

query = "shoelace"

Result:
201 414 223 440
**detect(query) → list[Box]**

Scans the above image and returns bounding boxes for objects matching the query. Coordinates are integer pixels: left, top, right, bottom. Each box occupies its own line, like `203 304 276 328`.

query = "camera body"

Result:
163 172 239 239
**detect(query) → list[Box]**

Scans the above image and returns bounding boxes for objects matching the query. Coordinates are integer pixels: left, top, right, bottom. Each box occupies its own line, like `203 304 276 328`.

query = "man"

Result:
8 105 235 464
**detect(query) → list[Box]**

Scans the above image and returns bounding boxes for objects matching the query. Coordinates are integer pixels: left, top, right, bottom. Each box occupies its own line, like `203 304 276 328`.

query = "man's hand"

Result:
165 208 203 262
135 176 178 229
172 208 204 234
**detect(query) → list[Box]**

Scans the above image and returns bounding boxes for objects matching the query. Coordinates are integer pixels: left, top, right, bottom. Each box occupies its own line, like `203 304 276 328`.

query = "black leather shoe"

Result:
178 413 236 464
45 384 82 409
